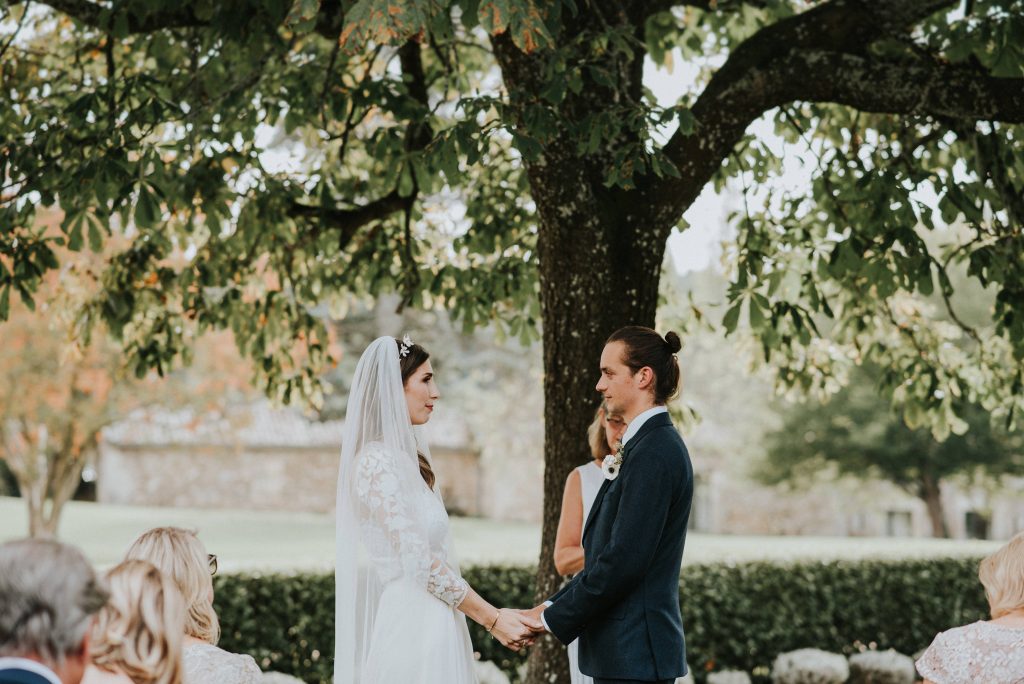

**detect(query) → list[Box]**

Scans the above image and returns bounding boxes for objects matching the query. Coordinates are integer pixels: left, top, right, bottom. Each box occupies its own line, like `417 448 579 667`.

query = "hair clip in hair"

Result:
399 334 413 357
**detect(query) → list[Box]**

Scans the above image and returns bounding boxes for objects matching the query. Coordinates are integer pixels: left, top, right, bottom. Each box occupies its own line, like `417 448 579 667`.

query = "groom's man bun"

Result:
607 326 682 405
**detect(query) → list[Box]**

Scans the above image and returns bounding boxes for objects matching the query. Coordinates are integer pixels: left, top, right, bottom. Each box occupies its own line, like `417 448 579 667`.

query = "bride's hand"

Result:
489 609 541 652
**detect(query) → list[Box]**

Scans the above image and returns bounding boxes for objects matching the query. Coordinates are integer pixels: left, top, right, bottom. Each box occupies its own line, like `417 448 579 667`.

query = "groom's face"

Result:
596 341 639 417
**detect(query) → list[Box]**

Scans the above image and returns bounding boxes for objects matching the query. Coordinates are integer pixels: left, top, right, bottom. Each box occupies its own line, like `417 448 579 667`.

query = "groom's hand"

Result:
514 605 547 635
491 608 541 651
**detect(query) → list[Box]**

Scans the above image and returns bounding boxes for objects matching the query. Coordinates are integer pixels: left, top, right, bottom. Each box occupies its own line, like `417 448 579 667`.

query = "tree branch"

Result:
34 0 342 38
36 0 206 32
775 51 1024 125
284 40 433 254
289 190 414 252
649 0 1014 221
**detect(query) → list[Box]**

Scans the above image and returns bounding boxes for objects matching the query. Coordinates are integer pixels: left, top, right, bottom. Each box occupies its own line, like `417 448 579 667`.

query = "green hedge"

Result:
213 558 989 683
680 558 987 680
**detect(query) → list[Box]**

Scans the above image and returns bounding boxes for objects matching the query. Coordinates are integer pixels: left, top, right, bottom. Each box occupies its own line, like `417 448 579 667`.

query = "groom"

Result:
526 326 693 684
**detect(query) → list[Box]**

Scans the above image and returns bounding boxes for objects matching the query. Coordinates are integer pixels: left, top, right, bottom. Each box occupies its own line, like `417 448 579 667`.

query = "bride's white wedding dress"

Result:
335 337 477 684
356 442 476 683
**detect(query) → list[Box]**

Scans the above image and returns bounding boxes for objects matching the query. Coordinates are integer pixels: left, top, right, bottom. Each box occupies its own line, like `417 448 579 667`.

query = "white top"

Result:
183 642 261 684
0 657 61 684
916 620 1024 684
576 461 605 531
621 405 668 446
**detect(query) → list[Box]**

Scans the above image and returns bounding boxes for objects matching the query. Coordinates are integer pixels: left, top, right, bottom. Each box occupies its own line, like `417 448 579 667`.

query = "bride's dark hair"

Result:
397 338 437 490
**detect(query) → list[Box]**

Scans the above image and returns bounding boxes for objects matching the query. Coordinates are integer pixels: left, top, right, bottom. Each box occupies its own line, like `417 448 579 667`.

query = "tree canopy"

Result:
3 2 1024 678
3 1 1022 431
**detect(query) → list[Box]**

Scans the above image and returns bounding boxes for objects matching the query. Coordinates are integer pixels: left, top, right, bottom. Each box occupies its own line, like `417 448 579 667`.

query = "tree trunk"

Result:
919 472 949 538
490 19 684 682
4 423 88 539
524 197 668 683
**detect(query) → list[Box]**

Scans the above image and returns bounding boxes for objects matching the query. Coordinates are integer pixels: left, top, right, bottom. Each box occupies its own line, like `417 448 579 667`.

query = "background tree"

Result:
0 215 256 538
0 267 124 538
756 365 1024 538
3 1 1024 679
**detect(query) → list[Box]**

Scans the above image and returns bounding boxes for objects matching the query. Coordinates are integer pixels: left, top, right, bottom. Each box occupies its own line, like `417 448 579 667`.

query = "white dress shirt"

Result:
620 405 668 447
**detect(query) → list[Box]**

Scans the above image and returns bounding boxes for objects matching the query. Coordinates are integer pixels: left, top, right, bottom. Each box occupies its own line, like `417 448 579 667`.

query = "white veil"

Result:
334 336 456 682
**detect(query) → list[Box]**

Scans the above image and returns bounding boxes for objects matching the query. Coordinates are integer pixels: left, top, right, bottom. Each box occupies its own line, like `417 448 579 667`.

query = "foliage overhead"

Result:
1 0 1023 431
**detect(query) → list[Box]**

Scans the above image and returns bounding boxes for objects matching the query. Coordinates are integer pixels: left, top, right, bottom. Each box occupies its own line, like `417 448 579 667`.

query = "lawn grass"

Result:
0 496 1002 571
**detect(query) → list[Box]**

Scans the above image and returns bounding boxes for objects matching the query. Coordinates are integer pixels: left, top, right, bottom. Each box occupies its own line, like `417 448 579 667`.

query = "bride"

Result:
334 335 539 683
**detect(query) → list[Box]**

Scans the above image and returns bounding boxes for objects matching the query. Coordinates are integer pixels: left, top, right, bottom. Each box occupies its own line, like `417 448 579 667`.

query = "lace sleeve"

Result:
427 555 469 607
356 444 468 607
916 631 950 683
183 645 261 684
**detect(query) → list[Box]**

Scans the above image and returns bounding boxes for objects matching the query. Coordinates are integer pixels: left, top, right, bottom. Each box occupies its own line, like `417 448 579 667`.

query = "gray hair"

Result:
0 538 109 665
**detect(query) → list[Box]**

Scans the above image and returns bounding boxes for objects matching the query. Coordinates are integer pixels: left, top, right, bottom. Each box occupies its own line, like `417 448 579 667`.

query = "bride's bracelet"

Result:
486 609 501 633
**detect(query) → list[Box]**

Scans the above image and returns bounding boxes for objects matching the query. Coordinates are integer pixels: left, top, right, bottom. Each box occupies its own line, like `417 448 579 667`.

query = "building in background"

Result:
99 402 487 517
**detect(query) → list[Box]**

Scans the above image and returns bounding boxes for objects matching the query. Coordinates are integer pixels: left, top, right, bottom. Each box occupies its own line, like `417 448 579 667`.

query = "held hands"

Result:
488 607 545 652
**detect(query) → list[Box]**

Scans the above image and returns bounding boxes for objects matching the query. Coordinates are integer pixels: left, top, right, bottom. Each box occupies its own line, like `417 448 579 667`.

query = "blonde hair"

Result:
124 528 220 644
90 560 184 684
979 531 1024 619
586 404 624 459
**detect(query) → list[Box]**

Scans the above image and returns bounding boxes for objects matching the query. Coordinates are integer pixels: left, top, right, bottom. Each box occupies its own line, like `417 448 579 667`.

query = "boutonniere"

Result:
602 440 625 480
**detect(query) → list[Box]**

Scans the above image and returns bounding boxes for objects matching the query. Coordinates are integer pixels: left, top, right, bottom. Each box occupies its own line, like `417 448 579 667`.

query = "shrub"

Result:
847 649 916 684
708 671 752 684
212 557 988 683
475 659 512 684
683 558 988 679
771 649 848 684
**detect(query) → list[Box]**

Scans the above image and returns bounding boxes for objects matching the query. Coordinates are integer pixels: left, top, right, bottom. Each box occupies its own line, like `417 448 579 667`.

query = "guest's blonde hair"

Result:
586 404 624 459
124 527 220 644
90 560 184 684
979 531 1024 619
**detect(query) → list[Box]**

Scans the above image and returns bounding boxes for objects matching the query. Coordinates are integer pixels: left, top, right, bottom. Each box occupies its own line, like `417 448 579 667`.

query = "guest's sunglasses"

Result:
208 554 218 576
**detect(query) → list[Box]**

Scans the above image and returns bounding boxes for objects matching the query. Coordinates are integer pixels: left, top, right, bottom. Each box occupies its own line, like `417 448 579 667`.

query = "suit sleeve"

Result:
543 444 679 644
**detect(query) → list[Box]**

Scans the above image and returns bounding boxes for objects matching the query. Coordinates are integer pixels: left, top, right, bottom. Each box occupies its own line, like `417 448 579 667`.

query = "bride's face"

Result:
404 360 439 425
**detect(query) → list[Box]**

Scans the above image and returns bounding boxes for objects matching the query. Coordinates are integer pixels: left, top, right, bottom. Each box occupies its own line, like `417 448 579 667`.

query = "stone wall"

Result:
97 444 481 514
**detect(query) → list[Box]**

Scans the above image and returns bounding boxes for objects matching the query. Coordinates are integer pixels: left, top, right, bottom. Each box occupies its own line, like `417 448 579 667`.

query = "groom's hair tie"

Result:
607 326 682 404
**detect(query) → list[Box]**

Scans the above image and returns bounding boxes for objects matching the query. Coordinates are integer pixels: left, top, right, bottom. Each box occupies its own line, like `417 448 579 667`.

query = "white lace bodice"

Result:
356 442 469 607
916 621 1024 684
183 643 261 684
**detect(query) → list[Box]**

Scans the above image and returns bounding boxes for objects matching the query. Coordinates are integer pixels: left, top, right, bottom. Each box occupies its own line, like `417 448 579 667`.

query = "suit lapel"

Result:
581 411 672 541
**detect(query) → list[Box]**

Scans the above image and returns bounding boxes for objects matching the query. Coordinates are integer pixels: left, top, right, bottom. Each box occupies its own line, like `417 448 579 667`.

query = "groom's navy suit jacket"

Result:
544 411 693 681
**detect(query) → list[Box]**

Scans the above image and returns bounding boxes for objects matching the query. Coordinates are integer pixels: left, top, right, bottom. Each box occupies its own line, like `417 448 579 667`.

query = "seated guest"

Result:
83 560 185 684
124 529 260 684
0 539 109 684
917 531 1024 684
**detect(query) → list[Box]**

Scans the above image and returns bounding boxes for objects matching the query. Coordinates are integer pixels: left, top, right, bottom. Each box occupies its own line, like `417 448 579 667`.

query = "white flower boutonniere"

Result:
602 440 625 481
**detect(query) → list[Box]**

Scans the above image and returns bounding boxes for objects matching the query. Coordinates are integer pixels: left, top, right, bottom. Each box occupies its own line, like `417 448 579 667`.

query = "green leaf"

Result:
677 108 696 135
749 298 765 328
723 301 742 334
87 214 105 252
66 212 85 252
135 184 161 228
438 137 461 183
479 0 511 34
0 285 9 321
286 0 322 32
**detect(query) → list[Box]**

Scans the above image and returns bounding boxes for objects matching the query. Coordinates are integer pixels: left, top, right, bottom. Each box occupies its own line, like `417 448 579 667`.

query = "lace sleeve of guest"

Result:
183 644 261 684
916 631 952 683
356 443 468 607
